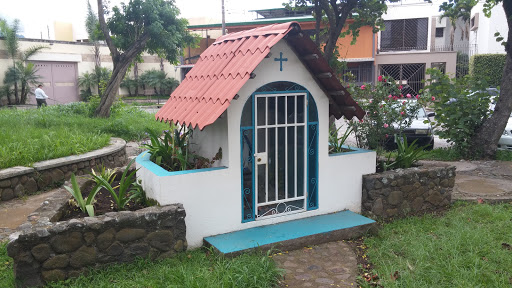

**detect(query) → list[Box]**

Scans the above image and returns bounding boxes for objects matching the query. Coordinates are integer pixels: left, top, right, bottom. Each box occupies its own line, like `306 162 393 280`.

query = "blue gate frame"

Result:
240 82 318 222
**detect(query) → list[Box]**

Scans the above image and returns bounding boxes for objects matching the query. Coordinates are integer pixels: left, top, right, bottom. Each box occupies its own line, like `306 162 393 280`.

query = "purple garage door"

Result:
30 61 79 105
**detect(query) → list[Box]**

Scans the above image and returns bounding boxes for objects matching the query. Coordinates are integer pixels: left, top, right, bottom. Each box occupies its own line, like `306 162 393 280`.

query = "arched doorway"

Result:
241 82 319 222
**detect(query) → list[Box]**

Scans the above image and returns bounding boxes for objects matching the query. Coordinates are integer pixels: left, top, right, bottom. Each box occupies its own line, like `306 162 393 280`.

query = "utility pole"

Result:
221 0 226 35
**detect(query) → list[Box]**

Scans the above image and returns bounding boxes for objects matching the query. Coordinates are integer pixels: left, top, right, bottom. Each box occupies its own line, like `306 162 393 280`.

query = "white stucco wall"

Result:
470 2 507 54
137 40 376 248
191 113 229 167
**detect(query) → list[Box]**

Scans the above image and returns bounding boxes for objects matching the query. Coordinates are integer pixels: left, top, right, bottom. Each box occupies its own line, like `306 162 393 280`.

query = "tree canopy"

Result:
95 0 194 117
289 0 393 70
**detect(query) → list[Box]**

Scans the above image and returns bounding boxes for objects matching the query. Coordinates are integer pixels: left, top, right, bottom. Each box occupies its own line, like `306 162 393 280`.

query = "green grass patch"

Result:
496 150 512 161
0 242 14 287
0 243 282 288
0 102 169 169
419 147 462 161
362 202 512 287
385 147 512 162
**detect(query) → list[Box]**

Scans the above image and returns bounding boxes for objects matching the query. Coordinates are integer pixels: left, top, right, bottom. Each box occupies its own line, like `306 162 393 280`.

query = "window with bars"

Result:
435 28 444 38
341 62 373 85
380 18 429 52
431 62 446 74
379 63 426 96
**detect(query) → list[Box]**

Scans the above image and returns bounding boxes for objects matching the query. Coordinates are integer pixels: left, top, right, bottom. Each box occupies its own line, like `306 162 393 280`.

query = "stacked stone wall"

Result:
0 138 126 203
7 203 186 287
362 165 456 218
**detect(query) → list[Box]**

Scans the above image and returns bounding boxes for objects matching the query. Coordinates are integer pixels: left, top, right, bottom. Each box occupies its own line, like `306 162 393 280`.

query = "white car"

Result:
498 113 512 151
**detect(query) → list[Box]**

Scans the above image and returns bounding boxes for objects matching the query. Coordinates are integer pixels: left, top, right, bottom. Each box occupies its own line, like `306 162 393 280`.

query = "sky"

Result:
0 0 287 40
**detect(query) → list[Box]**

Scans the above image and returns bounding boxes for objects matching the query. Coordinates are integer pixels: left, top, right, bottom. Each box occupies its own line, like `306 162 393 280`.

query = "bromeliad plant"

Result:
64 174 101 217
90 158 140 211
329 123 353 153
143 124 193 171
380 135 428 171
142 124 222 172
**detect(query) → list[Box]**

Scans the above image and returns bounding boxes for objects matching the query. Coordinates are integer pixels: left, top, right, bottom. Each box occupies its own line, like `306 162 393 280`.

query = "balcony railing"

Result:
377 44 477 55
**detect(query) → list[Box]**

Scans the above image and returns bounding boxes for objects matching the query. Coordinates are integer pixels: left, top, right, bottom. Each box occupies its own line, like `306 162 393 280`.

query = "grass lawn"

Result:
361 202 512 287
0 102 169 169
0 242 281 288
383 147 512 162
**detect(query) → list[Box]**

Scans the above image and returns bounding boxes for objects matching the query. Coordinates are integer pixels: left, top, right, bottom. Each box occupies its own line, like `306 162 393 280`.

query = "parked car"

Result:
498 113 512 151
384 106 435 150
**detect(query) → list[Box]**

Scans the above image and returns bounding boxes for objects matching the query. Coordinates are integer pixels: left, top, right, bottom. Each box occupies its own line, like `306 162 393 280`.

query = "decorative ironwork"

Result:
257 202 304 218
307 122 318 210
379 63 426 97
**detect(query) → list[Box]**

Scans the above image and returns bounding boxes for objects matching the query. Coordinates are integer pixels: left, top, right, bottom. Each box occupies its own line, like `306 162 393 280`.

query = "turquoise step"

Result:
204 210 376 256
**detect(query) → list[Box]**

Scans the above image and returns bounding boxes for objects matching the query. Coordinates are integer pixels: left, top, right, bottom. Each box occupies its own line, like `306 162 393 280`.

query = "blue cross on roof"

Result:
274 52 288 71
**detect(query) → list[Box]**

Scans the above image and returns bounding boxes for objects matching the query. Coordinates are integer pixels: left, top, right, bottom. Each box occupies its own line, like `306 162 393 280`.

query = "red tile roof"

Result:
156 22 364 130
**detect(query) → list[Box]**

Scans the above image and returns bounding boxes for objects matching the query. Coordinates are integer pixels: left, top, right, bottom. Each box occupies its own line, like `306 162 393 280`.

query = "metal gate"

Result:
31 61 79 105
253 93 308 219
379 63 426 96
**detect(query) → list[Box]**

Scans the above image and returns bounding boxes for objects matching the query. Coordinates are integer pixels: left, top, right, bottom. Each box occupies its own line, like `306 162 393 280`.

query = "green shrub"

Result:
423 68 491 158
470 54 506 87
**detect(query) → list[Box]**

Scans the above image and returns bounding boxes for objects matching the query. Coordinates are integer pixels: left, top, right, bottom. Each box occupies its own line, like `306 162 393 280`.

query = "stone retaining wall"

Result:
7 194 187 287
362 164 456 218
0 138 126 203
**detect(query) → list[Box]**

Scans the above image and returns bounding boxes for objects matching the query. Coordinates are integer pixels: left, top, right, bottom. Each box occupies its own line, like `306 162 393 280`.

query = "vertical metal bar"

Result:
294 95 297 198
303 94 307 202
254 95 259 212
265 96 268 203
274 97 278 201
284 96 288 200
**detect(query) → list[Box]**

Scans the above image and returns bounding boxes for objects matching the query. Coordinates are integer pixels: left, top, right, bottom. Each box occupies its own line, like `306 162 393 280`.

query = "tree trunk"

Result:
94 59 131 117
13 81 19 104
469 52 512 158
469 1 512 159
20 82 26 104
449 24 455 51
134 62 139 96
94 43 101 68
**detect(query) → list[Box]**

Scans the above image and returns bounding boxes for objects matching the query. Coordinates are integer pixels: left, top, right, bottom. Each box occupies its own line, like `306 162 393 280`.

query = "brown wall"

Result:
374 51 457 79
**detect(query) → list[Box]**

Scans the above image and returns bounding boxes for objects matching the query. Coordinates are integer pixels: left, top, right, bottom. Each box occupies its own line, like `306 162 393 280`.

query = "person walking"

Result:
35 84 49 108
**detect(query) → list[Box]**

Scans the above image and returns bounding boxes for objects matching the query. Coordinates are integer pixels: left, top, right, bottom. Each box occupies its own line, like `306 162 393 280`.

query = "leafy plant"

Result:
90 158 140 211
142 125 222 171
423 68 491 158
64 173 100 217
382 136 428 171
329 123 353 153
143 125 193 171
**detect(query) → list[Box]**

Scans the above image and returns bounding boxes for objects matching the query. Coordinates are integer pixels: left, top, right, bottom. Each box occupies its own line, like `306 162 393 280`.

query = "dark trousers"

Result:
36 98 47 108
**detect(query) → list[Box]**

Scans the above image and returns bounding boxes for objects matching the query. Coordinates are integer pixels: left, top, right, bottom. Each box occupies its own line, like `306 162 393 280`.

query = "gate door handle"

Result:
254 152 267 165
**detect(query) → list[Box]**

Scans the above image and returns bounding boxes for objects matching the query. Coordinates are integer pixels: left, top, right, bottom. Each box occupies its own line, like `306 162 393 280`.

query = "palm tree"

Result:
120 77 138 97
4 63 41 104
0 19 21 103
78 72 96 101
94 67 112 95
0 18 47 104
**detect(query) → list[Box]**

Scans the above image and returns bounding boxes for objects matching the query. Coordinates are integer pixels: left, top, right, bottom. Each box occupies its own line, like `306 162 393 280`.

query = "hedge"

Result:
469 54 506 87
